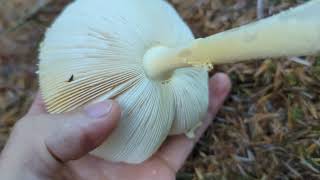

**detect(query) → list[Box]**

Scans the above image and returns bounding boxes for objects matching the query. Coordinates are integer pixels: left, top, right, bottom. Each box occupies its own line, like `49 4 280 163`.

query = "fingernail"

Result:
84 101 113 118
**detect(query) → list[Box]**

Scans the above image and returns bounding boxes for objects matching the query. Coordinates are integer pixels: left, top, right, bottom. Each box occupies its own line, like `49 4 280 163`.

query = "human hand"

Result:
0 73 231 180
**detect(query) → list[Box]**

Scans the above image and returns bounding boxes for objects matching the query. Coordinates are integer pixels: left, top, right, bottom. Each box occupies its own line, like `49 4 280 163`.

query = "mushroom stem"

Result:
143 0 320 81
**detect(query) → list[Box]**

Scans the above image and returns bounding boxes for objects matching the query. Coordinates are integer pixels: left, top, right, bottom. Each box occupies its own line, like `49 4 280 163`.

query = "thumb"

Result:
45 100 121 163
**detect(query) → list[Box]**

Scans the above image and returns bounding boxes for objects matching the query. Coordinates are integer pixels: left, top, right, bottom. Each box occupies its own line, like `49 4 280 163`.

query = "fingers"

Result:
208 73 229 116
45 101 121 163
156 73 231 172
27 92 47 115
198 73 232 139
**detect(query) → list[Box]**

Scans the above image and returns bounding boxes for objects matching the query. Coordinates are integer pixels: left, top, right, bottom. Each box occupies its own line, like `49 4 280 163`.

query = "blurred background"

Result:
0 0 319 179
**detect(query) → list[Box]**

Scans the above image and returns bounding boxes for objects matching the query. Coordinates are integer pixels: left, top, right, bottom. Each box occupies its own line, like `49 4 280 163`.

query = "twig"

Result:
257 0 265 19
289 57 311 67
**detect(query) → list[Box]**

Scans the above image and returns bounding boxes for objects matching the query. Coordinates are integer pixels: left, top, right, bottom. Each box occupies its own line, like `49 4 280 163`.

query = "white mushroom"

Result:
39 0 320 164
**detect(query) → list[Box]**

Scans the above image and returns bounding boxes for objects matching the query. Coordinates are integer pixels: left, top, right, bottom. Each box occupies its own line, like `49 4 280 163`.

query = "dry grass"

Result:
1 0 319 179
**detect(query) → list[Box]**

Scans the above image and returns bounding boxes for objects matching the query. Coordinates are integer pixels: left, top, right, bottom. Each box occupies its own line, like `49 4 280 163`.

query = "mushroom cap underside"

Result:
39 0 209 163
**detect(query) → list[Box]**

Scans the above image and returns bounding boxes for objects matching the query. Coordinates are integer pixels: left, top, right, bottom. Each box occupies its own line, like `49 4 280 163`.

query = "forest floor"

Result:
0 0 319 179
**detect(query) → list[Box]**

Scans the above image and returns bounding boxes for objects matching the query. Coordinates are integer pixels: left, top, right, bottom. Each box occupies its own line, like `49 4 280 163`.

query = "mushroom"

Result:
39 0 320 164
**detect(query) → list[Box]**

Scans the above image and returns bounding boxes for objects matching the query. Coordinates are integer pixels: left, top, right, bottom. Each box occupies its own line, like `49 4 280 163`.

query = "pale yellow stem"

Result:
143 0 320 80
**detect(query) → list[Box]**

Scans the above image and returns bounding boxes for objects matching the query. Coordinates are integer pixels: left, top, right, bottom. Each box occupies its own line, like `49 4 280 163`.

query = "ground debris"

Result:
0 0 52 34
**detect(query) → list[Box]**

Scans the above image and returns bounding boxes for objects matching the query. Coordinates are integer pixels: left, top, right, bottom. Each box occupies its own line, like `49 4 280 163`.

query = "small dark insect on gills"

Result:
67 75 74 82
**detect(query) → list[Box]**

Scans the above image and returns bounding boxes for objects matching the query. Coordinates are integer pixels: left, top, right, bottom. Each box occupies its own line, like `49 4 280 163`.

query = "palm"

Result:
63 130 206 180
63 152 176 180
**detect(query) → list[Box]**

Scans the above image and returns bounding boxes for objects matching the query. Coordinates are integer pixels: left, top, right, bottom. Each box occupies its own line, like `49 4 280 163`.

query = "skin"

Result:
0 73 231 180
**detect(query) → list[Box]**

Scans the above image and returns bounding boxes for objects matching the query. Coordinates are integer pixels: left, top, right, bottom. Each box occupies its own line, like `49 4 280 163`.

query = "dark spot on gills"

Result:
67 75 74 82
